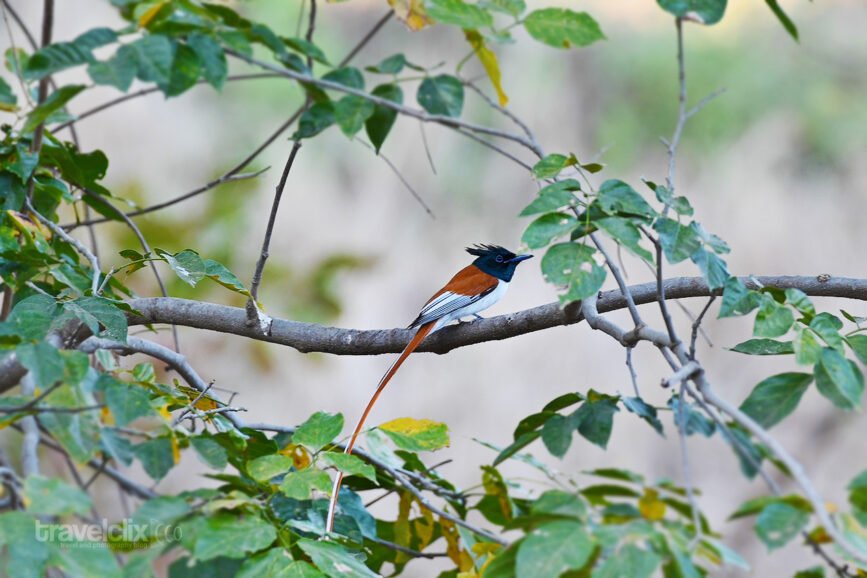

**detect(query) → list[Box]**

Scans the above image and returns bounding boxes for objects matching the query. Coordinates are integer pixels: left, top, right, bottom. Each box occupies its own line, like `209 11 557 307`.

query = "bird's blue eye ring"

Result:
495 255 504 263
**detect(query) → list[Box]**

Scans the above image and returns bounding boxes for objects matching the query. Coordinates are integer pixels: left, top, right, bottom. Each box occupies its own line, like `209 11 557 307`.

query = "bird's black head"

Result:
466 244 533 282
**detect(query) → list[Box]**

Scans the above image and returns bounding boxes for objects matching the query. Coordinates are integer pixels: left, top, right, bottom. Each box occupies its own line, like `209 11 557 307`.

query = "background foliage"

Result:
1 0 866 577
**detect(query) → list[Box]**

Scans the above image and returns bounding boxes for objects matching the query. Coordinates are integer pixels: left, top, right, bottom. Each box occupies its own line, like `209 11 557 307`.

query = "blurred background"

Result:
3 0 867 575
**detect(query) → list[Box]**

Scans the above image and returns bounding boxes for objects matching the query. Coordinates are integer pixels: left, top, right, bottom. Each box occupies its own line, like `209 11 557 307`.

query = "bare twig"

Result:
453 127 534 172
246 140 303 329
676 383 703 548
28 0 54 166
625 347 640 397
463 80 543 157
356 139 436 218
661 360 700 389
418 122 437 174
689 296 715 359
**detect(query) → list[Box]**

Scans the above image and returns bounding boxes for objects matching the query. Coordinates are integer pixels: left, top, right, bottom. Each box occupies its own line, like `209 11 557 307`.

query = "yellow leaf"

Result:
138 1 167 28
414 506 435 550
638 488 666 521
395 492 413 565
465 31 509 107
388 0 433 31
279 443 311 470
170 434 180 465
158 404 172 422
101 406 115 426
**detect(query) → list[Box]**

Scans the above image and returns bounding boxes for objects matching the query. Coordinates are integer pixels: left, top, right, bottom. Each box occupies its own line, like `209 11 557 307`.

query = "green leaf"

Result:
322 67 364 90
846 334 867 365
318 452 376 483
794 568 825 578
622 396 664 434
809 312 843 348
54 543 122 577
573 393 619 449
650 183 693 216
294 101 335 139
247 454 294 482
158 249 206 286
0 511 50 578
691 248 729 290
99 375 153 427
132 496 191 532
191 436 228 470
365 84 403 153
540 414 572 458
515 520 594 577
24 28 117 80
426 0 493 29
24 475 92 516
128 34 176 90
764 0 798 41
597 217 653 262
519 179 581 216
531 153 577 179
0 76 17 111
739 373 812 429
334 95 375 137
133 437 175 481
192 513 277 561
531 490 586 519
297 538 378 578
657 0 728 25
480 0 525 18
87 45 137 91
187 33 228 89
719 277 760 318
284 37 330 66
39 383 100 463
238 549 326 578
279 468 332 500
654 218 701 263
203 258 251 296
0 295 57 341
166 43 201 97
541 242 606 303
16 341 64 388
597 179 655 219
23 85 86 133
755 502 808 550
784 288 815 316
794 327 822 365
379 417 449 451
417 74 464 117
848 470 867 516
293 411 344 451
592 544 661 578
730 339 793 356
493 430 541 466
70 297 128 342
814 347 864 410
366 54 406 75
669 397 715 437
754 295 795 338
521 212 577 249
523 8 605 49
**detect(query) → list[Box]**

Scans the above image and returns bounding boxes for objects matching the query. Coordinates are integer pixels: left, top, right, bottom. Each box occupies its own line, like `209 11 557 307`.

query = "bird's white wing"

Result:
409 288 494 328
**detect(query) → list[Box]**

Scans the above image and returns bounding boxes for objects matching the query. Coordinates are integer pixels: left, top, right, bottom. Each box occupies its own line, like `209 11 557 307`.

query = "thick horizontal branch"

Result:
126 275 867 356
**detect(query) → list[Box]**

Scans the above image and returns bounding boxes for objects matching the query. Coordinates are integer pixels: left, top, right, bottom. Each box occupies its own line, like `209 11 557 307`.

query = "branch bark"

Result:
123 275 867 355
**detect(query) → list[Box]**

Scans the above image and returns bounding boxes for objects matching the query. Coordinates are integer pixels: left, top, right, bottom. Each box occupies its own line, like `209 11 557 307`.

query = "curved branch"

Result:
124 275 867 355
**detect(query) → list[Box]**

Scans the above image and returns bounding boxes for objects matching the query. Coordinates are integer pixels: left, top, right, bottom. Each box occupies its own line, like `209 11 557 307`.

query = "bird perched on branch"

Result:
325 244 532 533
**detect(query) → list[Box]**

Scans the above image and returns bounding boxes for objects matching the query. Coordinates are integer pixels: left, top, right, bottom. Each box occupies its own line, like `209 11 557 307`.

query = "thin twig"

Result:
689 296 715 359
20 373 40 477
625 347 640 397
453 127 534 172
356 139 436 218
463 80 543 157
418 122 437 174
246 141 303 328
676 383 703 548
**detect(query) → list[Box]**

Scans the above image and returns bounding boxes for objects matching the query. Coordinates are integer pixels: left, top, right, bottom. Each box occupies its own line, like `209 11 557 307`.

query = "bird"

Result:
325 244 532 533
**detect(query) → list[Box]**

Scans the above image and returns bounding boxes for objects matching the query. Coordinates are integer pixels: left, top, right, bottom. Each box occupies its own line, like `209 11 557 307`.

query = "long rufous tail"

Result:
325 320 438 533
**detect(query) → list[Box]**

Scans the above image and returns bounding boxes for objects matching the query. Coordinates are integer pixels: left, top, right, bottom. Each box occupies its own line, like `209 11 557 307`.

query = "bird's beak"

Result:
508 254 533 263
